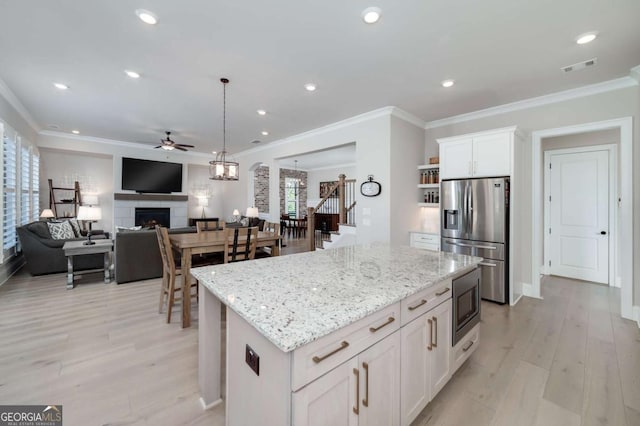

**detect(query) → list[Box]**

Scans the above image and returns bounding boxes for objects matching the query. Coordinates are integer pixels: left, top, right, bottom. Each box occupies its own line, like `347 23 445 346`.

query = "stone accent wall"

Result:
254 166 269 213
279 168 307 217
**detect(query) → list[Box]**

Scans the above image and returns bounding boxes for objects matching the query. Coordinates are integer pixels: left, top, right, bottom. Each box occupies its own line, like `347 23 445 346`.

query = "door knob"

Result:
600 231 607 235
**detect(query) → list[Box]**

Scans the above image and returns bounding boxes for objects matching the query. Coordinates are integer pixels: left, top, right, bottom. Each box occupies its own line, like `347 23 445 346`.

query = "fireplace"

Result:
135 207 171 228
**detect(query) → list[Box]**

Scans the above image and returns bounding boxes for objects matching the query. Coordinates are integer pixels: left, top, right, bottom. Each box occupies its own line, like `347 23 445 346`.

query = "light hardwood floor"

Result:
1 265 638 425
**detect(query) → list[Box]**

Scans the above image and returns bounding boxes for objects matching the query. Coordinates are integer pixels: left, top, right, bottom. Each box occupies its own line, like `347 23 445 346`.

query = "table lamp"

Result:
40 209 55 221
198 196 209 218
246 207 259 227
77 206 102 245
232 209 240 222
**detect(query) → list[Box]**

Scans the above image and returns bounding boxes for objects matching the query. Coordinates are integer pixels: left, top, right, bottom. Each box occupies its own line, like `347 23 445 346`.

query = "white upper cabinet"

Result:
438 127 517 180
439 138 473 180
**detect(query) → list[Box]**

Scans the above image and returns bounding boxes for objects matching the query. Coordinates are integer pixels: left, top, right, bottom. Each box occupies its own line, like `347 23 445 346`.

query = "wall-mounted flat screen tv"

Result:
121 157 183 193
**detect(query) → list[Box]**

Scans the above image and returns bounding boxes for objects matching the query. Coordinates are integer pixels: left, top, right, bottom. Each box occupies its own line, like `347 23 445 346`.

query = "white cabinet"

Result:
438 127 516 180
409 232 440 251
293 357 359 426
439 138 473 179
400 299 452 426
294 333 401 426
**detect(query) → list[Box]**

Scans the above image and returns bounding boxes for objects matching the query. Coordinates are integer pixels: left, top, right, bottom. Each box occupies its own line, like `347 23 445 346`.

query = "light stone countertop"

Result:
191 243 482 352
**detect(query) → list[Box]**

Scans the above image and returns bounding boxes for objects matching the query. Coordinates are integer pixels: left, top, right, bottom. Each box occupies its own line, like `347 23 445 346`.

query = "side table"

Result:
62 239 113 289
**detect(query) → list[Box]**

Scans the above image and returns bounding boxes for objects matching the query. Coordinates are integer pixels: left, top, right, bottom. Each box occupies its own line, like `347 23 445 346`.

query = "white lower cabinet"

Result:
400 299 452 426
293 333 401 426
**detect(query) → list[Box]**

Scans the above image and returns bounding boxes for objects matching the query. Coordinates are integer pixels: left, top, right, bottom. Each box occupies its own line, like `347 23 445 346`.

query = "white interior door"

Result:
549 150 609 284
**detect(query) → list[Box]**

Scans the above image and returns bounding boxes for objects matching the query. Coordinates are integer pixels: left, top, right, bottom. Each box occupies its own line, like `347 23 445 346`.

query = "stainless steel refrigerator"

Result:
441 177 509 304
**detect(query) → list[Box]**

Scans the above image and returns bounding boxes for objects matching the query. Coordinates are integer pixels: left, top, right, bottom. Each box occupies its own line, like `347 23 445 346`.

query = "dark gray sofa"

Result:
17 221 106 276
115 227 196 284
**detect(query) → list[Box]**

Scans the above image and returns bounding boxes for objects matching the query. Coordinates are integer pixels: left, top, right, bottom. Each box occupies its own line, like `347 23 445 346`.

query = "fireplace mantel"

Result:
114 193 188 202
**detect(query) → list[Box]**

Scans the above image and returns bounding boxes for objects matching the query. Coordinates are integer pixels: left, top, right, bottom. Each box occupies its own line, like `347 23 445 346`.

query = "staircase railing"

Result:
307 174 356 251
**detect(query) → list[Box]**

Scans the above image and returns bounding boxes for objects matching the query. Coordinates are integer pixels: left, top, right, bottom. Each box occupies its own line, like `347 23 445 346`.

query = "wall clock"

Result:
360 175 382 197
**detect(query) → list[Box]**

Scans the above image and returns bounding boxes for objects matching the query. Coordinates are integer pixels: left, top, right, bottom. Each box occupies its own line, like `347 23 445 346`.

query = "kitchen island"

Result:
192 243 482 426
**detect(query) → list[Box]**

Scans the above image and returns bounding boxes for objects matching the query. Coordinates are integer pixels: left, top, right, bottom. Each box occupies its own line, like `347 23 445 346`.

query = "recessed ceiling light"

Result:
125 70 140 79
304 83 317 92
53 83 69 90
135 9 157 25
212 151 217 155
576 32 598 45
261 131 269 136
362 7 382 24
71 130 80 134
257 109 267 116
441 79 455 88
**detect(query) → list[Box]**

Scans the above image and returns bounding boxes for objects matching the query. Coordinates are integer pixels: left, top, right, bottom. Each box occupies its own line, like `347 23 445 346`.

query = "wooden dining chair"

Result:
257 221 280 257
224 226 258 263
196 219 225 232
156 226 198 323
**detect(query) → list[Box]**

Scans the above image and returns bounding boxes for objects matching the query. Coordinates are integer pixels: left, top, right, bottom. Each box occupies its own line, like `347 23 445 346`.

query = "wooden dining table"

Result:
169 230 281 328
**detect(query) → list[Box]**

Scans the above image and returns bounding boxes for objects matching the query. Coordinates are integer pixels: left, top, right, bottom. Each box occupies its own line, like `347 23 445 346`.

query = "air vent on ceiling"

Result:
47 124 61 130
562 57 597 73
251 140 261 144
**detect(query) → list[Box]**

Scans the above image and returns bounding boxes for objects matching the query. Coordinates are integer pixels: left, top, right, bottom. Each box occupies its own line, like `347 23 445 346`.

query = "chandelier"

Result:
210 78 239 181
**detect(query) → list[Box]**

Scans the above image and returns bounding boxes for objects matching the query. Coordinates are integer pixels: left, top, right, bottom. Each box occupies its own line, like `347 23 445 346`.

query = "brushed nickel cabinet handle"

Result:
362 362 369 407
432 316 438 348
312 341 349 363
369 317 395 333
479 262 497 267
408 299 427 311
435 287 450 297
462 340 474 352
427 319 433 351
353 368 360 414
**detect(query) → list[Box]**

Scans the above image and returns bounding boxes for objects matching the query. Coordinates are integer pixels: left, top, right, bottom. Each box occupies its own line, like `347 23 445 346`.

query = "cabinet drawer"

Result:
411 233 439 244
292 302 401 391
411 241 439 251
400 279 451 326
451 323 479 374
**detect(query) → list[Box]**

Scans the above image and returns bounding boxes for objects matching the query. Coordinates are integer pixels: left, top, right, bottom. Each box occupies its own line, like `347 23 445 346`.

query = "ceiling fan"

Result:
154 131 194 151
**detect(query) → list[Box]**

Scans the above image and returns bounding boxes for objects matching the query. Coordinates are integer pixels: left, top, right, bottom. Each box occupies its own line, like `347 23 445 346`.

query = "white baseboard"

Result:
633 306 640 328
522 282 543 300
200 397 223 411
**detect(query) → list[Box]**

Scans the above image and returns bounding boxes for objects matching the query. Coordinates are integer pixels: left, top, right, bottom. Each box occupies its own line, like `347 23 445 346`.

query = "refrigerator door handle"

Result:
444 240 497 250
479 262 498 267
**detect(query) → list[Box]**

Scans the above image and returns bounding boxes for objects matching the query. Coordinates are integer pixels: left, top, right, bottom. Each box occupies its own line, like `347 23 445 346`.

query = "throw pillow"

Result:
116 226 143 233
240 217 249 227
47 221 75 240
68 219 82 237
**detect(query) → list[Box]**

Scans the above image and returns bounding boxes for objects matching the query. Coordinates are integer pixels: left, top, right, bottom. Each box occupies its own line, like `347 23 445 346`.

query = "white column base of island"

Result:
192 244 482 426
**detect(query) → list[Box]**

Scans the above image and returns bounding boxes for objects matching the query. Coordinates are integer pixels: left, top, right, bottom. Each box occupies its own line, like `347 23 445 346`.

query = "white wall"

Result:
425 85 640 306
37 132 225 233
389 116 426 245
307 164 357 200
40 149 114 231
187 164 225 220
231 110 393 244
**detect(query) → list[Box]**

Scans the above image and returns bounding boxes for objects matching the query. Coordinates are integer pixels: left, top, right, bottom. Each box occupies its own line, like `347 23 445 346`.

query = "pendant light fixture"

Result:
210 78 239 181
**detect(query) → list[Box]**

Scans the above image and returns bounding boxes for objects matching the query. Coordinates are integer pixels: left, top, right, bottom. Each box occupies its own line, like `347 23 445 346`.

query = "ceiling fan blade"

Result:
175 146 188 151
154 145 163 149
176 144 195 148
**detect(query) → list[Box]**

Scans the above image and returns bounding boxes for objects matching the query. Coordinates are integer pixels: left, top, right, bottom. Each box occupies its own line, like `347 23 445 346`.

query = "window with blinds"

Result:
20 144 30 225
3 131 17 252
31 152 39 222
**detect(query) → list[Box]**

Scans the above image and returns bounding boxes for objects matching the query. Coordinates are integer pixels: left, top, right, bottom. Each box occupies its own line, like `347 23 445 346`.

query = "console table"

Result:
62 239 113 289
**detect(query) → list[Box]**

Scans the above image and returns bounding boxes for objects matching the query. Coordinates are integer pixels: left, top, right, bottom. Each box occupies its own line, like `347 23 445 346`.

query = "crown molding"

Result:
389 107 426 128
38 130 211 159
0 77 41 133
630 65 640 83
235 107 395 157
425 76 638 130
